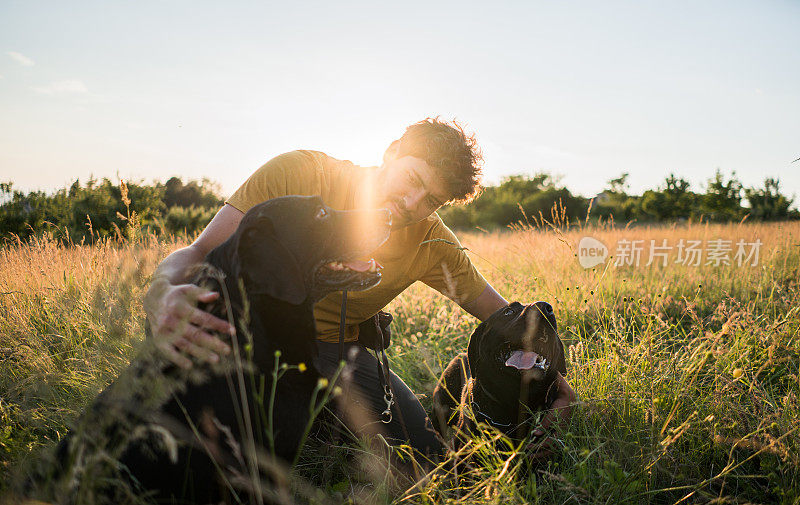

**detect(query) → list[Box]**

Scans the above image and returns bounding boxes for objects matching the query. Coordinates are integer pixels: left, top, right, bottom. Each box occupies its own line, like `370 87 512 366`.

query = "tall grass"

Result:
0 233 177 481
385 219 800 503
1 216 799 503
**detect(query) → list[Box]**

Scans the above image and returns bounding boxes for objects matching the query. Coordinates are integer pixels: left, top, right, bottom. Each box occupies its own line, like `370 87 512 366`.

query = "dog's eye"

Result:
503 307 515 317
315 207 328 219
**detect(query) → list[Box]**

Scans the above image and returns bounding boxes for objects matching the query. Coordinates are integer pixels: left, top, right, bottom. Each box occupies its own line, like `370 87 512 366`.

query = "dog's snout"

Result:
534 301 553 315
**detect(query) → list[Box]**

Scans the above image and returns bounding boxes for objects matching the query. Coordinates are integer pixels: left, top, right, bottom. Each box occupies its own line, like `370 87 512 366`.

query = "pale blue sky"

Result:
1 0 799 203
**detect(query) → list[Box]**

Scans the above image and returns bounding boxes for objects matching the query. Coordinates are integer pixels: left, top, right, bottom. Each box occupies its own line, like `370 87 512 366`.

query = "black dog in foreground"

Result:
42 195 391 503
432 301 566 450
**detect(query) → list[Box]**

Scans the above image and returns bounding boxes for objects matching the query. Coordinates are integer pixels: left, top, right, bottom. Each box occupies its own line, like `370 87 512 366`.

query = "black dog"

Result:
46 195 391 503
432 301 566 449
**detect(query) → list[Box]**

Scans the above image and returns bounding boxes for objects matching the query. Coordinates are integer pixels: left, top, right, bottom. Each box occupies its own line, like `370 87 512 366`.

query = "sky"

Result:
1 0 799 203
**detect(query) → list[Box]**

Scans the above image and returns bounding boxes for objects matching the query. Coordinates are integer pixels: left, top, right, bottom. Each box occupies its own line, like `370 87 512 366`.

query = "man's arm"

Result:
144 204 244 368
460 284 508 321
151 151 326 366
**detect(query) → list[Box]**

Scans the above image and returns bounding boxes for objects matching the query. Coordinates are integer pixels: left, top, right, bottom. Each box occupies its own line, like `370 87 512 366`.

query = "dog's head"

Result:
468 301 565 389
230 195 391 305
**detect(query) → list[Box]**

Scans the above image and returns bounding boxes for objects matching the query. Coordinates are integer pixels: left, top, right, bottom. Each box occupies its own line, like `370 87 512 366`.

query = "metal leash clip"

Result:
381 385 394 423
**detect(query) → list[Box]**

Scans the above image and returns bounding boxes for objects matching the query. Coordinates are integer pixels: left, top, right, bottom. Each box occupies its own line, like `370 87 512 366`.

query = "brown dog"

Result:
432 301 566 448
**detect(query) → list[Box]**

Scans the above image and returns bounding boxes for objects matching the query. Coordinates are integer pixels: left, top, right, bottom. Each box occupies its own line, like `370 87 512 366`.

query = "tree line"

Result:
0 177 224 243
1 169 796 242
438 170 797 230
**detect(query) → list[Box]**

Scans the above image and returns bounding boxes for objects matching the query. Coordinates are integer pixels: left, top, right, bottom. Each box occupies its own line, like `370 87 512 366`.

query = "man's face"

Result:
376 156 450 229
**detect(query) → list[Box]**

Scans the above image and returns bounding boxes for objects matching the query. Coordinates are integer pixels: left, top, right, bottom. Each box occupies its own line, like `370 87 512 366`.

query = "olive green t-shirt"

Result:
225 150 488 343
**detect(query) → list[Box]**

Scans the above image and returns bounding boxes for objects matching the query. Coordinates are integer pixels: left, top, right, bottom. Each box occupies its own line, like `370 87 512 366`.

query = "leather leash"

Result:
338 290 348 362
338 293 410 441
338 291 395 423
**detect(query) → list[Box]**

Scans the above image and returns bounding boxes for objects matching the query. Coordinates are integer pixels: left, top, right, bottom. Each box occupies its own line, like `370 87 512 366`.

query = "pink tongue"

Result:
505 351 538 370
342 259 371 272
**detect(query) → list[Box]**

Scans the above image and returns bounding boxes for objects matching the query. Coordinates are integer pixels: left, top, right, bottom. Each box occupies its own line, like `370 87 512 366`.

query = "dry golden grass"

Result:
1 219 799 503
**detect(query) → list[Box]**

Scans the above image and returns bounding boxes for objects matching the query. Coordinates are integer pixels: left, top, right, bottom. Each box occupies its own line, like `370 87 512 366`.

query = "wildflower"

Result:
732 368 743 379
297 362 307 372
318 377 329 388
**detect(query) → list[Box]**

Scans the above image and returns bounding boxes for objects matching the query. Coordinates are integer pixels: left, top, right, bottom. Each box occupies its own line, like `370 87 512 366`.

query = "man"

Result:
144 118 576 458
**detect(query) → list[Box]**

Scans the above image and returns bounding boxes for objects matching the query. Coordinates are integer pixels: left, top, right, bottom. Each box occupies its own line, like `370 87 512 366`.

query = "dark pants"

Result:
315 341 443 460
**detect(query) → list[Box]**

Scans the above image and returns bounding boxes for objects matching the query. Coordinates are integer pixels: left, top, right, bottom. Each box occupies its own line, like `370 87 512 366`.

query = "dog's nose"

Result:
534 301 554 315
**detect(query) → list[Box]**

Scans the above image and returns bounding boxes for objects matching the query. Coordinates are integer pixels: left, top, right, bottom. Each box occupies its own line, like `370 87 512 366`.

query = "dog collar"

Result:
469 400 515 430
475 379 505 407
470 380 517 429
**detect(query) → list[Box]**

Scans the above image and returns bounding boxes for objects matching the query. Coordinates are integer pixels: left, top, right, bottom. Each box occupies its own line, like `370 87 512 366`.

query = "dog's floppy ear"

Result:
554 338 567 375
467 321 487 376
235 220 307 305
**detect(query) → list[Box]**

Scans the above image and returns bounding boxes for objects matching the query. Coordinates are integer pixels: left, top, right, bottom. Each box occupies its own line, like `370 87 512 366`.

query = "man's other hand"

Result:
144 278 234 369
527 372 578 460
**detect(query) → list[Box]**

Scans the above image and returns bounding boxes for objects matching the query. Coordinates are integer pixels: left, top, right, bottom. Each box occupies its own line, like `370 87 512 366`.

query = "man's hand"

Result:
144 277 234 369
526 372 577 460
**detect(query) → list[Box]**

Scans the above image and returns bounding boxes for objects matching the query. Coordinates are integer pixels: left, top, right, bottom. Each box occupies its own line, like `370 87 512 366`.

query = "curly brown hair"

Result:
395 117 484 204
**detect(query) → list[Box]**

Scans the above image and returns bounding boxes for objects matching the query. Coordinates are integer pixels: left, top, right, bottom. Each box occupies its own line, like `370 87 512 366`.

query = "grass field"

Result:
1 219 799 504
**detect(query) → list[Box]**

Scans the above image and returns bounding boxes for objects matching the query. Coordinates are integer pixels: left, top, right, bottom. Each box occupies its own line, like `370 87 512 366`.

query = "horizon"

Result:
2 166 794 207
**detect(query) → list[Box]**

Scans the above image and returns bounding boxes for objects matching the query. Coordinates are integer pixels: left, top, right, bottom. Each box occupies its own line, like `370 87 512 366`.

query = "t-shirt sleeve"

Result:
418 218 488 306
225 151 323 213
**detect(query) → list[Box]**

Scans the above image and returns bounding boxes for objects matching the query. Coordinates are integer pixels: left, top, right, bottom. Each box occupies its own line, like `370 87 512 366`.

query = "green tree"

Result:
0 176 223 242
162 177 224 209
162 205 219 235
744 177 796 220
639 174 698 221
701 169 744 221
63 177 165 242
607 172 630 194
0 182 52 241
439 173 587 230
592 172 641 222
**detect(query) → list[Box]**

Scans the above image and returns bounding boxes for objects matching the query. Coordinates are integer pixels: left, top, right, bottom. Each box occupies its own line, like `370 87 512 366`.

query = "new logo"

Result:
578 236 608 269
